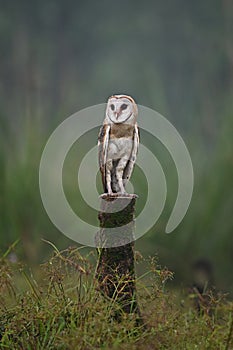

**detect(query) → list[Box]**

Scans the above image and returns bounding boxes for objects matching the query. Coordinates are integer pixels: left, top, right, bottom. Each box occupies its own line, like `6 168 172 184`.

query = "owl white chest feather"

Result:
107 137 132 161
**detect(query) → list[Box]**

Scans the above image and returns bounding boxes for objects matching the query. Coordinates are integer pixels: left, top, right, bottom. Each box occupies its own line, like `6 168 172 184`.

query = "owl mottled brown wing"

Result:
123 123 140 184
98 124 110 192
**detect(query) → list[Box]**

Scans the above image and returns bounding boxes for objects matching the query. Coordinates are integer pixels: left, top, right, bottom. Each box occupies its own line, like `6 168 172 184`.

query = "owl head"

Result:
105 94 138 125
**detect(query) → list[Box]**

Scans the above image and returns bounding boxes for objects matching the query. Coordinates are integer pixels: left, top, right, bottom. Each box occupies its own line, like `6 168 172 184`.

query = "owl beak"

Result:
116 109 121 119
115 111 120 120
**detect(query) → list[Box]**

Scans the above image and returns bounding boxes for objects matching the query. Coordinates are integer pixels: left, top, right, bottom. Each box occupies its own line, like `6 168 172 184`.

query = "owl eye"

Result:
110 104 115 111
121 103 128 110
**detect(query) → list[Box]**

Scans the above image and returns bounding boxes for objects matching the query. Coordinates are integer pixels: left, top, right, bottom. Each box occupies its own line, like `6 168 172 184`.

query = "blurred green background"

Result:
0 1 233 291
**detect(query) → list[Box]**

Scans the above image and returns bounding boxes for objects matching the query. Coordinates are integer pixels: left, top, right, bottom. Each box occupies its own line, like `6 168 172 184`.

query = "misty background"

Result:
0 1 233 292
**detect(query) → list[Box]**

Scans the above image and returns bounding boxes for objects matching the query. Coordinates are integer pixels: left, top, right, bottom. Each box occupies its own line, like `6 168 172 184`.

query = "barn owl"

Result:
98 94 139 195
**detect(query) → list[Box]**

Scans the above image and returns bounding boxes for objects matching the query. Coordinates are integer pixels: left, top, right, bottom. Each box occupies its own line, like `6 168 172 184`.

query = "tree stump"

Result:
95 194 141 319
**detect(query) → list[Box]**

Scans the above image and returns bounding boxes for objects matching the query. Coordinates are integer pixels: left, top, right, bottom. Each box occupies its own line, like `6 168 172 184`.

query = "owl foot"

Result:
118 191 128 196
100 192 119 199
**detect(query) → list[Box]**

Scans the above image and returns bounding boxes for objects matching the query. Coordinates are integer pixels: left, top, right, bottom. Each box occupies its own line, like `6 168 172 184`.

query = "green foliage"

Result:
0 247 233 350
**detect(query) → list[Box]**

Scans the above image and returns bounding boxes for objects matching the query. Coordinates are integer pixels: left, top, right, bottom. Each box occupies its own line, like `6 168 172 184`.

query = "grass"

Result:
0 244 232 350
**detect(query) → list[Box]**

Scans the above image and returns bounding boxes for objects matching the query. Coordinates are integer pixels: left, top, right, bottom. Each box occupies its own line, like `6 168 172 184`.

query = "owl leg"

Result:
116 157 128 194
106 160 113 194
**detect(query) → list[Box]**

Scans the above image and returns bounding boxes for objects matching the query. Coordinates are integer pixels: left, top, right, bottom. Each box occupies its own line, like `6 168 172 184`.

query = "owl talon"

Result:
118 190 127 196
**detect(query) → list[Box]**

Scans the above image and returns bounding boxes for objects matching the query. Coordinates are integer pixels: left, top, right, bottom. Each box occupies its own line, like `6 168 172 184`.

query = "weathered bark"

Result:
95 194 140 318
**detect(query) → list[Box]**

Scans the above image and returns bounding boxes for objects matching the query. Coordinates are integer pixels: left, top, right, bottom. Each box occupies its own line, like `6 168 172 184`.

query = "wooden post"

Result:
95 194 141 319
